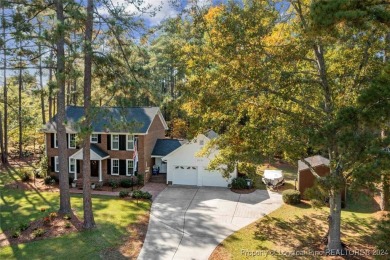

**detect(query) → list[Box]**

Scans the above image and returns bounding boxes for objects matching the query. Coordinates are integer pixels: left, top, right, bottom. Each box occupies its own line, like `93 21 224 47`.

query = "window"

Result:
111 135 119 150
111 159 119 175
54 134 58 148
126 159 134 176
68 134 76 149
126 135 134 150
69 158 76 173
90 134 98 143
54 156 59 172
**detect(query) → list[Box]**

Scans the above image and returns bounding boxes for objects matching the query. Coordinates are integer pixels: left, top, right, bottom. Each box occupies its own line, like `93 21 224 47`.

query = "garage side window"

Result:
111 159 119 175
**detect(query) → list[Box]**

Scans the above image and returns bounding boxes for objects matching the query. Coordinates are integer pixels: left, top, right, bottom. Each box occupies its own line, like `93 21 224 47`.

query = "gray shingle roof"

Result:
43 106 165 134
152 139 182 157
91 144 109 158
298 155 330 171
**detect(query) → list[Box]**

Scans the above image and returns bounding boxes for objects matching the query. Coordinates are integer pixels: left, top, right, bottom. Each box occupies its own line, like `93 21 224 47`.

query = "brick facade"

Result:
46 114 166 183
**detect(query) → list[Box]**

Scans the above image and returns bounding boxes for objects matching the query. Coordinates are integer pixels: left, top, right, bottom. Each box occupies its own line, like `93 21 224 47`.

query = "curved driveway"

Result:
138 186 282 260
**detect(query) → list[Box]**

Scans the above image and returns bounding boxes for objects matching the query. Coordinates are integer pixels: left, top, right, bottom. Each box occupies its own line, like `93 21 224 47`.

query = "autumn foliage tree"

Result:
180 0 387 252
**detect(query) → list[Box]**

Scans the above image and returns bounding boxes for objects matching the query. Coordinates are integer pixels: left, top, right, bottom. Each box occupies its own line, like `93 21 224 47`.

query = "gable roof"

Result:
70 144 110 160
151 139 182 157
298 155 330 172
162 130 218 161
42 106 168 134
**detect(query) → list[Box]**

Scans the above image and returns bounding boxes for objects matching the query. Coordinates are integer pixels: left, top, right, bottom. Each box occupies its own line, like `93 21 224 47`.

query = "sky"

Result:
96 0 217 26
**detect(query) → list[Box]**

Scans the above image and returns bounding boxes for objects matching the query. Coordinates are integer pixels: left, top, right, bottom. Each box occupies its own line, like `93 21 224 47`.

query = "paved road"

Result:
138 186 282 260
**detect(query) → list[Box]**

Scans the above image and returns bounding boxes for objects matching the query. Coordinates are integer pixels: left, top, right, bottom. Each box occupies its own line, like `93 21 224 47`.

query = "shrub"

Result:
39 155 49 178
40 207 46 212
18 222 30 231
11 229 21 238
231 177 247 189
120 179 133 188
44 176 54 185
63 214 71 220
32 228 45 238
137 174 144 185
282 189 301 205
132 190 152 200
21 172 31 182
108 179 119 189
119 191 129 198
65 222 71 229
34 169 43 179
49 212 57 220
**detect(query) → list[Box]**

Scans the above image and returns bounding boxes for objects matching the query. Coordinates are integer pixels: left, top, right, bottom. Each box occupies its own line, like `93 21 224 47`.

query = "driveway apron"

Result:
138 186 282 260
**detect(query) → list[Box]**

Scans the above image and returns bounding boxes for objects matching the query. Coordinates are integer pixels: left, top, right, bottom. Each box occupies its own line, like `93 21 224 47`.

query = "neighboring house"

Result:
162 130 237 187
42 106 168 183
297 155 346 203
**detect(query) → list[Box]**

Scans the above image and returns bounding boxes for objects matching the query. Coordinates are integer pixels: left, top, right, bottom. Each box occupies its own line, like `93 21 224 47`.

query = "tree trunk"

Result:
38 22 45 124
327 188 343 252
56 0 71 214
82 0 96 229
0 112 4 165
380 174 389 211
18 55 23 158
48 51 53 120
2 5 8 164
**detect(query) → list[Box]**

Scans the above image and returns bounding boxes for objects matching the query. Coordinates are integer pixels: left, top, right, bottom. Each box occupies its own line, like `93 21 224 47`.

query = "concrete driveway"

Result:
138 186 282 260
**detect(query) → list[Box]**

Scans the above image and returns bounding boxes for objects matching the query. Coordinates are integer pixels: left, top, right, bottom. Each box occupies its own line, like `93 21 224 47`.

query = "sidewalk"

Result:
69 182 167 198
141 183 167 199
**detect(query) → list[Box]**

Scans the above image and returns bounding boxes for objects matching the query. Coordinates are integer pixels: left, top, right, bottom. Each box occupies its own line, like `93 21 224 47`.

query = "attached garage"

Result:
172 166 198 186
162 130 236 187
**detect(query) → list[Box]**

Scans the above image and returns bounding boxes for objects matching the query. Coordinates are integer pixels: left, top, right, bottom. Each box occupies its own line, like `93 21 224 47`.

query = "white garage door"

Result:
201 168 228 187
173 166 198 185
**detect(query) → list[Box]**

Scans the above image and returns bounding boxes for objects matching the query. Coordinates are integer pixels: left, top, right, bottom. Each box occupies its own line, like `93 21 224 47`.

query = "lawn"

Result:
210 190 387 260
0 164 151 259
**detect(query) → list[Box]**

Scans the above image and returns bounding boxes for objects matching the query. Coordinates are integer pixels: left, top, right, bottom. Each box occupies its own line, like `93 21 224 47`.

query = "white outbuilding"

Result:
162 130 237 187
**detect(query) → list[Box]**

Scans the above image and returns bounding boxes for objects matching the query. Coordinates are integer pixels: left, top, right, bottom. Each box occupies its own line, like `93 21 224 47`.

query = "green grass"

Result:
0 165 151 259
211 190 383 260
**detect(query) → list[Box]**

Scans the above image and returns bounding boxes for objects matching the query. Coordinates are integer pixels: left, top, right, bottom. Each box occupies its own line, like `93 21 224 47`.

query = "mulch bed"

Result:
0 210 82 247
231 188 257 194
4 179 59 192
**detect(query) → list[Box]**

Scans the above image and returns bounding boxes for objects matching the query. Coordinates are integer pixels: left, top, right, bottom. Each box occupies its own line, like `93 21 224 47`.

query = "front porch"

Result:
70 144 110 183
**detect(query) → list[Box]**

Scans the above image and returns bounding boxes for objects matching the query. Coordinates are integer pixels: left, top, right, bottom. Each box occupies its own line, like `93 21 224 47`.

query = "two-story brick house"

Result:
42 106 168 183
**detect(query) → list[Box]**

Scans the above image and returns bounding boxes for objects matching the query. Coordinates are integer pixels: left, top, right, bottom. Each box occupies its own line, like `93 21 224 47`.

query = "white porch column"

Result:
99 160 102 182
74 160 77 180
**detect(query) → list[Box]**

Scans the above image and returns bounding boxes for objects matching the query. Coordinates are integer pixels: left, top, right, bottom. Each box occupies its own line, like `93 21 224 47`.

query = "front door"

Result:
90 160 99 177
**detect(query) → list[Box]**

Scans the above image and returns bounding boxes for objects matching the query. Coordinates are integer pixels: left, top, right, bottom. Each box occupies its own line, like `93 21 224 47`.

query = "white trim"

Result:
90 134 98 143
111 134 119 150
126 159 134 176
68 133 76 149
69 158 76 173
111 158 119 175
54 156 59 172
99 160 102 182
54 133 58 148
126 135 134 151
